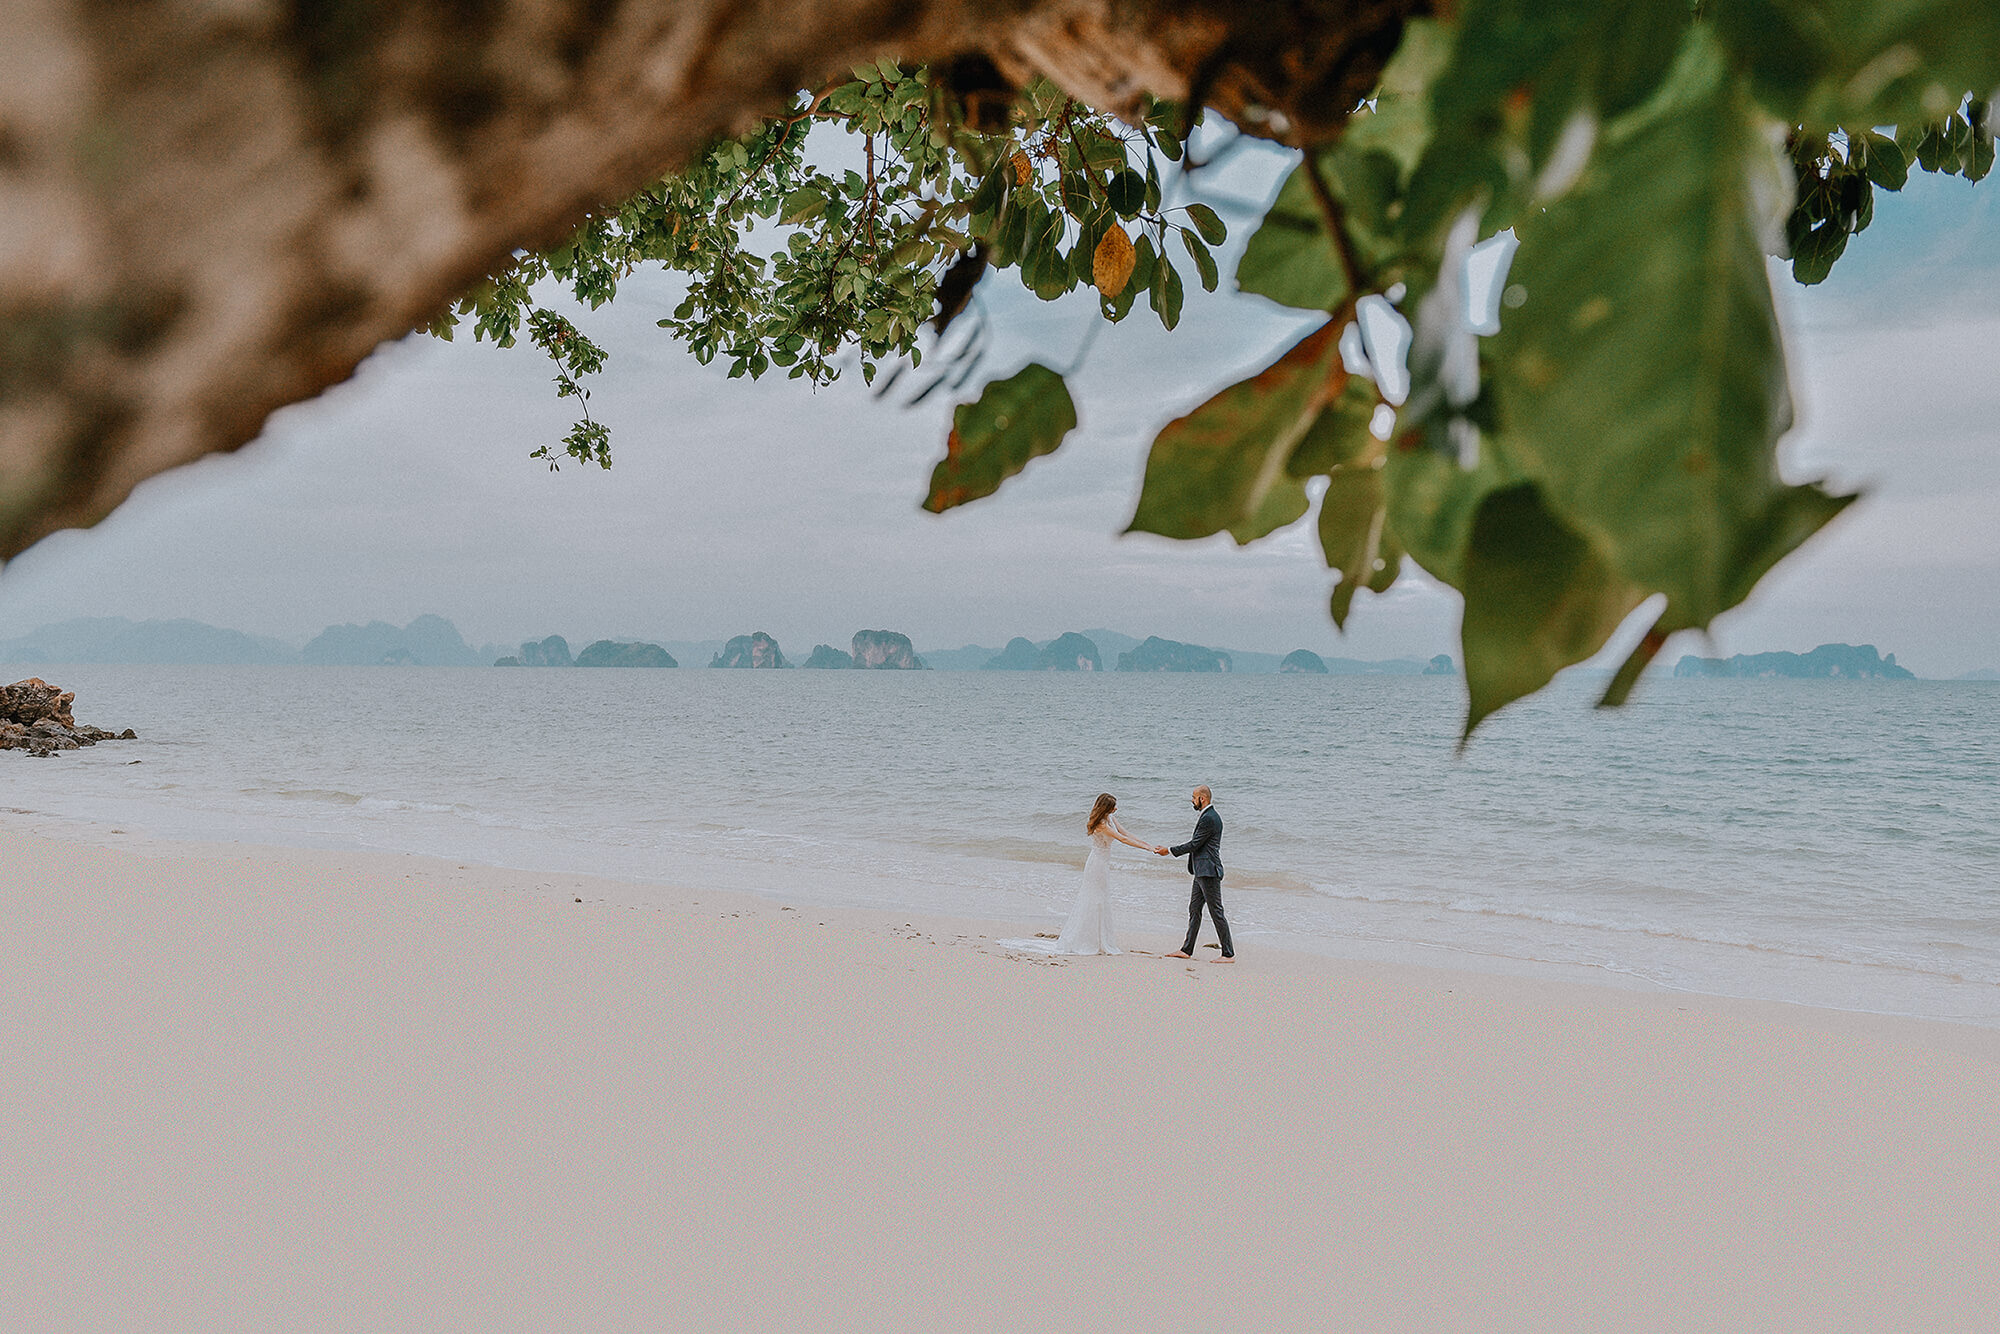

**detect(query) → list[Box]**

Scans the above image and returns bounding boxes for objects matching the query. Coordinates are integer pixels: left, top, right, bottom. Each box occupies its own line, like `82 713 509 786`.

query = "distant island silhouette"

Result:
1673 644 1914 680
10 616 1961 682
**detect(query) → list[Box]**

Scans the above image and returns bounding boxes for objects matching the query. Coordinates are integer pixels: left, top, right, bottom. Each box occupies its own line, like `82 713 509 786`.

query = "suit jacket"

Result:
1171 805 1224 879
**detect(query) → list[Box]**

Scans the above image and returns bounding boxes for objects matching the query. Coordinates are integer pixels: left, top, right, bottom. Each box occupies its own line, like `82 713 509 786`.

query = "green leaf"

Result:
993 193 1032 266
1430 0 1688 164
780 185 828 224
1968 108 1996 181
1021 203 1070 298
1459 484 1647 737
1184 202 1227 245
1318 467 1389 628
1235 162 1351 311
967 162 1007 222
1487 30 1848 632
1714 0 2000 128
1179 228 1219 292
1341 18 1456 175
1106 169 1147 218
1288 376 1379 478
1060 167 1095 219
924 364 1079 513
1128 322 1344 540
1076 127 1129 172
1860 130 1909 189
1148 254 1185 330
1228 478 1312 545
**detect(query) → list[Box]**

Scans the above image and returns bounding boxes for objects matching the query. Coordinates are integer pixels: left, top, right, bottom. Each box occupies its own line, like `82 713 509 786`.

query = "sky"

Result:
2 134 1997 675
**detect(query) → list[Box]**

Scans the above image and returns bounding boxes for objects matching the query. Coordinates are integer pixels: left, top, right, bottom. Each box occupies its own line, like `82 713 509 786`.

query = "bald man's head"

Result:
1192 785 1212 809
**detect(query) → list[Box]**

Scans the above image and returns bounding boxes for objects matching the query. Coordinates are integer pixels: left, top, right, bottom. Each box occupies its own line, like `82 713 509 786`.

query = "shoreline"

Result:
6 821 1999 1330
10 800 1999 1034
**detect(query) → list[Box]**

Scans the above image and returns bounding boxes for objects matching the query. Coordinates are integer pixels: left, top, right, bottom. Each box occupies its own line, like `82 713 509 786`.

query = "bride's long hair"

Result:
1086 793 1117 834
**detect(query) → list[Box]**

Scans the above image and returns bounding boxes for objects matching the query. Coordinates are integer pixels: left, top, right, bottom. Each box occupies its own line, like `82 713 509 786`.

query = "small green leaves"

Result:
925 364 1078 513
1179 228 1219 292
1184 203 1227 245
1148 249 1185 330
1858 130 1909 189
1106 169 1147 218
1128 322 1345 540
780 185 828 224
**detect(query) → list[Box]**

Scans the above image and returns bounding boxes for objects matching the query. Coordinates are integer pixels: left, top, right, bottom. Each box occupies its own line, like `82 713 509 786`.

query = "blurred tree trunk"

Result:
0 0 1421 558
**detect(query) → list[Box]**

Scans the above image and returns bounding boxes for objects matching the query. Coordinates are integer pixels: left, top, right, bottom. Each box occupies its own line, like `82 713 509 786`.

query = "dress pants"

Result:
1180 876 1233 957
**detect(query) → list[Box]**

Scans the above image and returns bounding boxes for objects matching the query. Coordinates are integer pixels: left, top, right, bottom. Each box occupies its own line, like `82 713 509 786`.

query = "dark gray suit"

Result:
1170 803 1231 957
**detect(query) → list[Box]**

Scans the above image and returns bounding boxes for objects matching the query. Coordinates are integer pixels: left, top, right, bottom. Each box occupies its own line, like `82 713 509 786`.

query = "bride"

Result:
1003 793 1165 956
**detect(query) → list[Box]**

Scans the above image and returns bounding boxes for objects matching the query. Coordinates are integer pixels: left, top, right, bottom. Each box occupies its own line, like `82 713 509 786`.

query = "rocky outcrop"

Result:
1039 632 1102 671
1 679 138 758
1116 636 1231 673
981 634 1101 670
1673 644 1915 680
576 640 676 668
803 645 854 669
502 636 574 668
1 679 76 728
852 630 925 669
1424 654 1456 676
1280 649 1328 674
983 637 1043 670
712 633 789 669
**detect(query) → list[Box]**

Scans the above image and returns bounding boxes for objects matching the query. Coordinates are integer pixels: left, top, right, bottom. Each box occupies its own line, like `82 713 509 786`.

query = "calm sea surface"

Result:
6 666 1997 1024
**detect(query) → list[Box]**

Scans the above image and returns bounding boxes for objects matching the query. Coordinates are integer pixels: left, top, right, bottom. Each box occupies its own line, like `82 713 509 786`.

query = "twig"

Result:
1301 151 1367 300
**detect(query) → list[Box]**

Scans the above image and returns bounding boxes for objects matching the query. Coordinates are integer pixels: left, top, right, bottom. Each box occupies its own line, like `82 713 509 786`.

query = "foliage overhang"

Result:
437 1 1999 735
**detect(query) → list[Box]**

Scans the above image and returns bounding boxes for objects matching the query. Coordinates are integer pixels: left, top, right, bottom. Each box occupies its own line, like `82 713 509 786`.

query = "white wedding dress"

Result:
1002 818 1125 956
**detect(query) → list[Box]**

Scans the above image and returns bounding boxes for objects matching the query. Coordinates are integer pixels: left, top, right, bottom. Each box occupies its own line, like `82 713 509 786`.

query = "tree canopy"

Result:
442 0 1997 735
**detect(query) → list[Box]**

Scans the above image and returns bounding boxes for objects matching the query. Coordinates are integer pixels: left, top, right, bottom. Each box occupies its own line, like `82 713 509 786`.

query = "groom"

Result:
1161 785 1232 961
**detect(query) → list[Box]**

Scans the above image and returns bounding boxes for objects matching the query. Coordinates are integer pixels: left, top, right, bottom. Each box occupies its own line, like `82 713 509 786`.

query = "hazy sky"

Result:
2 137 1996 674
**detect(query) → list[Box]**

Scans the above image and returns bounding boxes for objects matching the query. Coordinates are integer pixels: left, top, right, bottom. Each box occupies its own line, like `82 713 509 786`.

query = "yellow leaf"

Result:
1011 148 1032 186
1093 225 1136 297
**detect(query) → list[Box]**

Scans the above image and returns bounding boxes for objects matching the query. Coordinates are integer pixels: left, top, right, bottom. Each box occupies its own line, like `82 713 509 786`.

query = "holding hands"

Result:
1154 845 1170 856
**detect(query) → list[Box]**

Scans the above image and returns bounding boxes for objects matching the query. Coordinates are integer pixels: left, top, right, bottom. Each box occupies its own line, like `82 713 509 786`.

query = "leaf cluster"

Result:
946 2 1994 736
430 64 1222 467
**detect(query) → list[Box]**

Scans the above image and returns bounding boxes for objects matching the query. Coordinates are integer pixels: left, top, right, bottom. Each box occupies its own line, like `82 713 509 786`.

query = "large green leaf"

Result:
1459 484 1648 737
1235 164 1352 312
1404 0 1690 245
1128 322 1344 539
1488 30 1851 633
924 364 1078 513
1713 0 2000 128
1382 428 1523 592
1361 20 1457 170
1288 377 1381 479
1227 479 1313 545
1318 466 1390 628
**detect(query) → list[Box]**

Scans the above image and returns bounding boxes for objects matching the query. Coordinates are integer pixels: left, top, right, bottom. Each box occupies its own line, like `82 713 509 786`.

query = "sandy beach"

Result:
4 821 1997 1332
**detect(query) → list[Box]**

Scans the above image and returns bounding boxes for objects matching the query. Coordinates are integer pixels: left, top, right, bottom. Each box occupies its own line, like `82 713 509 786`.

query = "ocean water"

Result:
5 665 1997 1025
